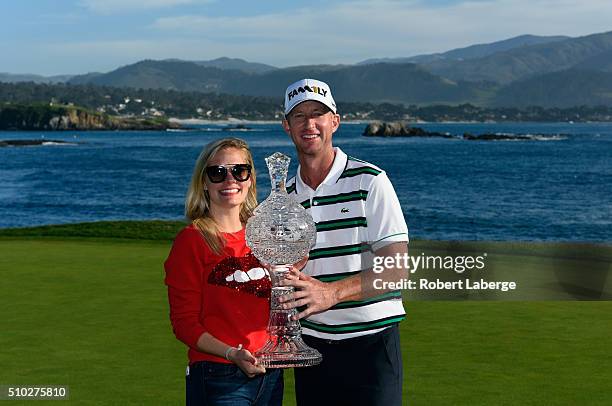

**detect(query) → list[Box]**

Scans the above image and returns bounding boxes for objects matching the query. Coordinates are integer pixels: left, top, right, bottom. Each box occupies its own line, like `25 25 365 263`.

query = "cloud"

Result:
44 38 251 72
79 0 213 14
28 12 84 25
47 39 192 63
151 0 612 65
8 0 612 74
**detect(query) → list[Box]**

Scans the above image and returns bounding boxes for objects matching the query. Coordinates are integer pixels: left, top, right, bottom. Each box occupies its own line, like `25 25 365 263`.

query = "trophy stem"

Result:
255 265 322 368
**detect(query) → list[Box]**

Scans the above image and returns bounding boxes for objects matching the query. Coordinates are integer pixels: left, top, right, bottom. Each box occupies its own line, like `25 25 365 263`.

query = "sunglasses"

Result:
205 164 252 183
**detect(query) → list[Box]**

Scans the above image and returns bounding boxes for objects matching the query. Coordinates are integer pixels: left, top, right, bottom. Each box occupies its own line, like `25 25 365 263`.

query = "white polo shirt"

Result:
287 147 409 340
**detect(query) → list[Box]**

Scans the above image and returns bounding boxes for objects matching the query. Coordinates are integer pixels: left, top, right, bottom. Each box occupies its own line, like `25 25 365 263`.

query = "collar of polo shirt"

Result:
295 147 347 193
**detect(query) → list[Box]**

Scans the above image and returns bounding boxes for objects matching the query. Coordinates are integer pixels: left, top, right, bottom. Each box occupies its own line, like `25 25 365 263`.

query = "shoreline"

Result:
169 117 281 125
170 118 374 125
0 220 610 247
170 118 612 125
2 118 610 131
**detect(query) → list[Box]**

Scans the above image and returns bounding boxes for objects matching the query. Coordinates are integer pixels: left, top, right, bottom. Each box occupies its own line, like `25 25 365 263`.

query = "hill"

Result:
359 34 569 65
63 30 612 107
68 60 489 105
424 30 612 83
493 69 612 107
0 73 73 84
69 60 247 92
3 81 612 122
191 57 277 74
225 62 491 105
3 30 612 108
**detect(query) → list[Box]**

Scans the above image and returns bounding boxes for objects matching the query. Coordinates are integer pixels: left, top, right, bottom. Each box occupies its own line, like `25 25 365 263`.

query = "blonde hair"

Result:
185 138 257 255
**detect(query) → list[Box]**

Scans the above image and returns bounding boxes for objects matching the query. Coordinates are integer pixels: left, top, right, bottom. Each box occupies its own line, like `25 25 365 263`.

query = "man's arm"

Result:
279 241 408 320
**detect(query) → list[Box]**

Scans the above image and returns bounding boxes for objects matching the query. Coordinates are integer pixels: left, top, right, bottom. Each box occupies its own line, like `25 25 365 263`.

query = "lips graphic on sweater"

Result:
208 253 271 298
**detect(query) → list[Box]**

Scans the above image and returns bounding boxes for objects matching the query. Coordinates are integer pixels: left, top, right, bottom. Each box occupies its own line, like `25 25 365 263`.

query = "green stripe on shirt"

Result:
309 243 370 260
301 314 405 334
312 190 369 206
315 217 367 232
339 167 382 179
330 290 403 310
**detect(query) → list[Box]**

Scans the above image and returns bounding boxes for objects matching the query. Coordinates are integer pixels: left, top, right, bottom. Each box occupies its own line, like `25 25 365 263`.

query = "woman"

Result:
164 138 282 406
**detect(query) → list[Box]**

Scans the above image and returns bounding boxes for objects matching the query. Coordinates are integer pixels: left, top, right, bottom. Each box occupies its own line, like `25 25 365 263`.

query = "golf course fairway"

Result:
1 222 610 405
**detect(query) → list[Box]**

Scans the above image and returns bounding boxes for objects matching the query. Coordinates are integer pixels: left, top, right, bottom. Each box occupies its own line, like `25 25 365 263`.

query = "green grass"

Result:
405 240 612 301
403 301 611 405
0 220 186 241
1 222 611 404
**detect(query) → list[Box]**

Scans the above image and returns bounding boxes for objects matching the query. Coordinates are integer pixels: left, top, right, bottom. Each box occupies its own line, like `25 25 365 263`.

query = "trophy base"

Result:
255 337 322 368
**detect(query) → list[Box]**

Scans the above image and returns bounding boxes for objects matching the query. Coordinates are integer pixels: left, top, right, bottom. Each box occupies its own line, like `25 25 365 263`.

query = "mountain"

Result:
424 31 612 83
67 72 104 85
235 63 490 105
436 34 570 61
69 60 246 91
0 73 73 84
358 35 569 65
571 49 612 72
161 57 277 74
1 57 275 86
58 30 612 107
191 57 277 74
493 69 612 107
70 60 491 105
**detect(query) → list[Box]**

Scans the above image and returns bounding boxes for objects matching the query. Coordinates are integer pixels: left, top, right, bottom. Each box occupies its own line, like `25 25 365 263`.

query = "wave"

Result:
42 141 78 146
467 132 569 141
221 128 265 132
525 134 568 141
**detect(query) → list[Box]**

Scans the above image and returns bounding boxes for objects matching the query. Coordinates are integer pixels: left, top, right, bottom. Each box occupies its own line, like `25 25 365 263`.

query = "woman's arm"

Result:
164 229 208 347
195 332 265 377
165 229 265 377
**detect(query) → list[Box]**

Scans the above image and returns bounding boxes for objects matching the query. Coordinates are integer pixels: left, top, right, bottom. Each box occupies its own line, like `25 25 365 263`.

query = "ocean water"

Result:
1 122 611 242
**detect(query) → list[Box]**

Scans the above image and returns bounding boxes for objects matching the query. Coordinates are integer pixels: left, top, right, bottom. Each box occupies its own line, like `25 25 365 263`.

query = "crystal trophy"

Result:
246 152 322 368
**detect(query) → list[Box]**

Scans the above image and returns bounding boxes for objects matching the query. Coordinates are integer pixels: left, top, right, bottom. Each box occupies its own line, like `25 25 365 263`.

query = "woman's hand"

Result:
227 347 266 378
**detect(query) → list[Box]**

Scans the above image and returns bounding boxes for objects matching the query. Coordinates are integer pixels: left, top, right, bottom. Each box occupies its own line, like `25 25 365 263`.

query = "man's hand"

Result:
293 256 308 271
276 242 407 319
278 267 340 320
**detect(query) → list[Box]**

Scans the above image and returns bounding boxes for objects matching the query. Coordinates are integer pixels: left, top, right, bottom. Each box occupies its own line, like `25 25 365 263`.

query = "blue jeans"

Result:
186 361 283 406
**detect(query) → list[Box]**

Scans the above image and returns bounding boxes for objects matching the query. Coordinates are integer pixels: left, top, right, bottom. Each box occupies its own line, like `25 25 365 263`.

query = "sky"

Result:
1 0 611 76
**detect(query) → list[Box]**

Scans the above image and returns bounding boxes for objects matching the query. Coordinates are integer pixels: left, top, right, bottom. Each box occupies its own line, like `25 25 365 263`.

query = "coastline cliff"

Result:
0 104 180 131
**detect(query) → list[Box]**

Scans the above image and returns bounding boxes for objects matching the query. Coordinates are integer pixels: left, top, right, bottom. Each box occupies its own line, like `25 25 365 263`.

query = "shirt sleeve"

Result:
365 172 409 251
164 228 207 349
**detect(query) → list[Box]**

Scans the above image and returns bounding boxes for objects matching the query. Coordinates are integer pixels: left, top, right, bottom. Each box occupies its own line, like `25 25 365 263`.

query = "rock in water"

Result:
0 139 76 147
363 121 453 138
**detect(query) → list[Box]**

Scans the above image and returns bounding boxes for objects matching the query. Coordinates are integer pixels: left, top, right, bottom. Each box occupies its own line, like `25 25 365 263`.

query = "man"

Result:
279 78 409 406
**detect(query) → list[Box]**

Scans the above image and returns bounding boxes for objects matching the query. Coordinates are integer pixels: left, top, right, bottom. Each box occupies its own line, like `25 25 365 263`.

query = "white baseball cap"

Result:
284 78 337 116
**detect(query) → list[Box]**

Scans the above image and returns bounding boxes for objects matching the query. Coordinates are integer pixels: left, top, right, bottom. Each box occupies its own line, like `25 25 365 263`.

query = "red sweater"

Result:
164 224 271 365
